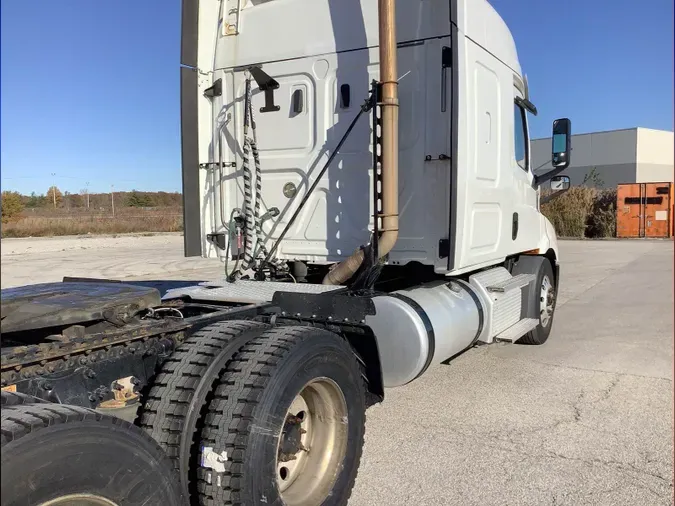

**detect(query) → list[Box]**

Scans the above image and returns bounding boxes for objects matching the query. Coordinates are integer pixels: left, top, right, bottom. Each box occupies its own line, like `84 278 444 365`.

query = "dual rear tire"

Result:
139 321 366 506
2 322 366 506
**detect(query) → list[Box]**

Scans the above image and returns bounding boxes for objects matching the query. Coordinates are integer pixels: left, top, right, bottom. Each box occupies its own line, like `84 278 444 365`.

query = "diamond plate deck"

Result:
494 318 539 342
487 273 536 293
162 280 343 304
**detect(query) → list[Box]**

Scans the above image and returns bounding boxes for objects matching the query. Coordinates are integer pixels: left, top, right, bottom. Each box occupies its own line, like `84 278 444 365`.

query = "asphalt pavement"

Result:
349 239 674 506
1 236 672 505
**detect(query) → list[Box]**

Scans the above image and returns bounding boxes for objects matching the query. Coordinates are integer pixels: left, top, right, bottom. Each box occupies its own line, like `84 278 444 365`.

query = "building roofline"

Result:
532 127 638 141
532 126 675 142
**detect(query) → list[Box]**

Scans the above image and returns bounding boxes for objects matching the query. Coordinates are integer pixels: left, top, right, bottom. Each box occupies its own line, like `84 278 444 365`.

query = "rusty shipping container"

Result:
616 182 674 238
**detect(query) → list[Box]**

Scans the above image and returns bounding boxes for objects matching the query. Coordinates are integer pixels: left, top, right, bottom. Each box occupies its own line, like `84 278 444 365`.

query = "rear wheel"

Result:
198 326 366 506
137 320 270 501
1 398 182 506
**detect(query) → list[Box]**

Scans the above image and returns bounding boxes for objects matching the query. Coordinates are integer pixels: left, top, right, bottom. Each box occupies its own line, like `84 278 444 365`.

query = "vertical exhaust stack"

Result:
323 0 400 285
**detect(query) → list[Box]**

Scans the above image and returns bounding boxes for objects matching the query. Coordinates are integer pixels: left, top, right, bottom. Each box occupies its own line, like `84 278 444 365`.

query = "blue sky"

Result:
1 0 673 195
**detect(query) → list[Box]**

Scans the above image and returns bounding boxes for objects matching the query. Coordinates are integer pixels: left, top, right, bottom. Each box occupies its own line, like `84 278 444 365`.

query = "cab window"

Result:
514 103 528 171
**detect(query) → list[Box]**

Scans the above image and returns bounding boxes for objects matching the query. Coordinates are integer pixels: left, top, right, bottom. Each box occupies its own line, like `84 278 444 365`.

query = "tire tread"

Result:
515 256 556 345
138 320 270 470
0 391 47 408
198 326 366 506
1 401 183 505
1 402 159 453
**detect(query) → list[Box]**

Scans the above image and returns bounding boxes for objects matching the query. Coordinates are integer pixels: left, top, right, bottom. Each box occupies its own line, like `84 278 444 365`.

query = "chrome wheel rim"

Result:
540 274 555 328
39 494 119 506
276 377 348 506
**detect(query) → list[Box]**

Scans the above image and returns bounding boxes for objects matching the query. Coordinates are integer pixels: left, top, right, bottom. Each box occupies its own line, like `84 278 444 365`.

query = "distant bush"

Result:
541 186 616 239
587 189 617 238
13 190 182 211
1 208 183 237
1 191 25 224
126 190 156 208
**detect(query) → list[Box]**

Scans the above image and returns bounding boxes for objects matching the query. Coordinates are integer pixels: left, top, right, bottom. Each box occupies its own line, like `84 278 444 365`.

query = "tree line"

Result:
2 187 182 223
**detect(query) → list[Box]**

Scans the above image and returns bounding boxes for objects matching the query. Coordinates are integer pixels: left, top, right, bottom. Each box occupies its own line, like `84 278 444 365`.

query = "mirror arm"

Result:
540 187 571 205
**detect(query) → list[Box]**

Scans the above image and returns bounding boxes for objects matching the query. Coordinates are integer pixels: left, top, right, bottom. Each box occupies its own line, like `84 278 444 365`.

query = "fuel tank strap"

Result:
451 280 485 345
387 293 435 381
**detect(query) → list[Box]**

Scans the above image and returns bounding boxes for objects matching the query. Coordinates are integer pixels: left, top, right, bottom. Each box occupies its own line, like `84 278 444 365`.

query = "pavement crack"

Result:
526 360 673 382
544 450 672 485
600 375 620 401
571 390 585 422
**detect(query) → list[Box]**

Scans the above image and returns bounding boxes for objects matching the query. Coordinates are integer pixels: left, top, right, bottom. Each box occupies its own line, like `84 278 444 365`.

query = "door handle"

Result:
291 89 303 114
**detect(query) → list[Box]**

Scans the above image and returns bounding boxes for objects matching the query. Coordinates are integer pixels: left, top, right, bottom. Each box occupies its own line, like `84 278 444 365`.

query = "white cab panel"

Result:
205 38 452 265
192 0 555 271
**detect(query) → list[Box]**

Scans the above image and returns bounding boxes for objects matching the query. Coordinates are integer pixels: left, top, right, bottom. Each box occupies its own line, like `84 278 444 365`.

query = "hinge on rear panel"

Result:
425 154 450 162
438 239 450 259
200 162 236 169
442 46 452 68
204 78 222 98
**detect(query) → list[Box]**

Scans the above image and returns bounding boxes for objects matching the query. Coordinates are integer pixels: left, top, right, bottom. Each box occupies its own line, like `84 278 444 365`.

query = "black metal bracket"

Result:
203 78 222 98
442 46 452 68
438 239 449 259
515 95 538 116
272 290 376 323
248 66 280 113
206 233 226 250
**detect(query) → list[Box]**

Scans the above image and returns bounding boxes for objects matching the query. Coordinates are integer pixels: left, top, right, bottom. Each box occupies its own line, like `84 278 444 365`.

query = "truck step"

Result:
486 273 536 293
494 318 539 342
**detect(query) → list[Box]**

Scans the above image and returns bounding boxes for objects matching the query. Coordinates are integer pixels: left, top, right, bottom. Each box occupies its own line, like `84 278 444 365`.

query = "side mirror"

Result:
540 175 571 205
550 175 570 192
551 118 572 169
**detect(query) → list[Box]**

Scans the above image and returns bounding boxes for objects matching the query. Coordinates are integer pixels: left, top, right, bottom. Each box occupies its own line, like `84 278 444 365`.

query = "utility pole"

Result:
111 184 115 217
86 182 90 209
51 172 57 208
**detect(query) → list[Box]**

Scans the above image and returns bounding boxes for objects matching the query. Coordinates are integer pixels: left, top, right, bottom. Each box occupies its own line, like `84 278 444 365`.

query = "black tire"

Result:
198 326 366 506
512 255 557 345
0 390 47 407
1 402 183 506
138 320 270 469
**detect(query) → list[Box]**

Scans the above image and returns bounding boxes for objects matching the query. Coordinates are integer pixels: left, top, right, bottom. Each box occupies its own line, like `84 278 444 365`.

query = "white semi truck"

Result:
0 0 572 505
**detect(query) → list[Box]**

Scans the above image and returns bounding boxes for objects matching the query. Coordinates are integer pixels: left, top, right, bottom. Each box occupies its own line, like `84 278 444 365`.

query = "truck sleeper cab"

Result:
0 1 573 505
183 0 560 275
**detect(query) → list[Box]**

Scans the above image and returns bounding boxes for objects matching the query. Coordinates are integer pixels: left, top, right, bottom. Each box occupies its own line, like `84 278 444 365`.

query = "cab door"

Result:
511 88 542 251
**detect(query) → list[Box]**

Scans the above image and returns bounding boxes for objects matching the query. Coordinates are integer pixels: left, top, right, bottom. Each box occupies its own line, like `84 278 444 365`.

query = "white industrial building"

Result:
531 127 674 189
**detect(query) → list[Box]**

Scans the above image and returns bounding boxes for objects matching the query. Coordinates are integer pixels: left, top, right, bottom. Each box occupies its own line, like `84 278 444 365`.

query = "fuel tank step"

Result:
469 267 530 344
486 273 535 293
494 318 539 342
